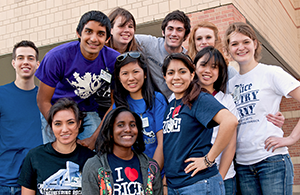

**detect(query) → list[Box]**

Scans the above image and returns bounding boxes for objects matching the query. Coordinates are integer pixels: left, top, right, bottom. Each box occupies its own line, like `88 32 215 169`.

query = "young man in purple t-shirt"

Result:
36 11 119 149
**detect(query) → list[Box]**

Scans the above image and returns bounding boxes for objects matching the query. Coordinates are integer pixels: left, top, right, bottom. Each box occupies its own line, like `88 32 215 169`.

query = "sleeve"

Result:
270 65 300 98
35 53 63 88
228 65 238 80
225 94 239 120
154 92 168 133
149 159 163 195
135 34 158 53
82 157 101 195
195 93 226 128
17 151 37 191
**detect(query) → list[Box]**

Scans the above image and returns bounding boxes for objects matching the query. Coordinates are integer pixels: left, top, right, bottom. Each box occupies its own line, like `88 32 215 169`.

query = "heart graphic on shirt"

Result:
124 167 138 181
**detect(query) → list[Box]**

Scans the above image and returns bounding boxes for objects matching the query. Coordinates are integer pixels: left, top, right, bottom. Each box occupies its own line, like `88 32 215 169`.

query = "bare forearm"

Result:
153 144 164 171
37 82 55 119
286 87 300 145
265 87 300 151
153 130 164 170
218 130 237 179
286 120 300 145
207 111 238 162
38 101 52 119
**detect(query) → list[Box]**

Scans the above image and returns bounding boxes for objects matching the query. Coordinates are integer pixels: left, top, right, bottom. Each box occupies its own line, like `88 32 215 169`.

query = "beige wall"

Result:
0 0 230 55
0 0 299 76
231 0 300 77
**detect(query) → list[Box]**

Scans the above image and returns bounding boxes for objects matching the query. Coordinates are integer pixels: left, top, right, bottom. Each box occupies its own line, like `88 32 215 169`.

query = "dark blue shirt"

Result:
108 153 144 194
163 92 225 188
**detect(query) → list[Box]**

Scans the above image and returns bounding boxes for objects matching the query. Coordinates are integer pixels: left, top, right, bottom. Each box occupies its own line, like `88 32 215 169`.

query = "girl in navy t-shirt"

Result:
162 53 238 194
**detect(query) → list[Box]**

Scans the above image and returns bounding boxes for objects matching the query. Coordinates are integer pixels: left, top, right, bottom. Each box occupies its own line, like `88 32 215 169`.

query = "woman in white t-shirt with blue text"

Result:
225 22 300 195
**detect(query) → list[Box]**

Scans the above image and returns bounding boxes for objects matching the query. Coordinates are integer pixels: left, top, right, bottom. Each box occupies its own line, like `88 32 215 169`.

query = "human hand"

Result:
266 112 285 128
77 136 96 150
265 136 295 152
184 157 207 177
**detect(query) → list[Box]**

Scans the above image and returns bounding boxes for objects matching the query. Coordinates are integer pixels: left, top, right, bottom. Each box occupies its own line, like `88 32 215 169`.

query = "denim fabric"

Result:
78 111 101 140
41 111 101 143
0 186 21 195
224 176 236 195
236 154 294 195
167 173 225 195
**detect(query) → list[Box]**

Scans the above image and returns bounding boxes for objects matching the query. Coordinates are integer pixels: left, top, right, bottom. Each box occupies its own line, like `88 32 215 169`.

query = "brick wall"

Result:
281 92 300 187
183 4 245 48
185 4 300 190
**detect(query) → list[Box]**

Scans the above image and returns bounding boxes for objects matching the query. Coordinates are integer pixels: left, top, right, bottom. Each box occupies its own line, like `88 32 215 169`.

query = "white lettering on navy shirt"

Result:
163 107 182 134
113 167 144 195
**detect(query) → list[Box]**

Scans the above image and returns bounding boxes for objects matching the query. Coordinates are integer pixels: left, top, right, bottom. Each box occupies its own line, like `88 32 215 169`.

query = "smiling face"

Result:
12 47 39 80
77 20 108 60
164 59 195 99
163 20 186 53
111 16 134 49
119 61 145 99
228 32 257 67
52 109 80 147
195 27 216 52
196 55 219 93
113 111 138 152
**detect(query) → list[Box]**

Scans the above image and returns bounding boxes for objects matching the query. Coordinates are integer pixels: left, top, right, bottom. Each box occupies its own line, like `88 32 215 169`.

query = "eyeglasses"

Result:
116 51 141 62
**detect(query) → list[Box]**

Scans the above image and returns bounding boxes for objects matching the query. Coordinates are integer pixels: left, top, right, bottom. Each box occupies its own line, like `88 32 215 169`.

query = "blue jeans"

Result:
41 111 101 143
224 176 236 195
168 173 225 195
0 186 21 195
236 154 294 195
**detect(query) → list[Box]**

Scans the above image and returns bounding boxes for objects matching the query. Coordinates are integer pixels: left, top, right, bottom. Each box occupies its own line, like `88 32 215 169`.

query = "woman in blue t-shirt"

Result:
162 53 238 194
113 51 167 171
82 106 162 194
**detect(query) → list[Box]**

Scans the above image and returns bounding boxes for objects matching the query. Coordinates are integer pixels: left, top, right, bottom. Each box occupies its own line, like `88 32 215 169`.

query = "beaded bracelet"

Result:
204 154 215 168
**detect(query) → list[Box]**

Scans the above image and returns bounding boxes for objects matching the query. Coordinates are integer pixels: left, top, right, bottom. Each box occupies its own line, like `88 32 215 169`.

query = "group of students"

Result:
5 6 300 195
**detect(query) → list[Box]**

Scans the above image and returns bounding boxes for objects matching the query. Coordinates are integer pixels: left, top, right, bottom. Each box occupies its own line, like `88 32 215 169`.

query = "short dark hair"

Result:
95 106 145 155
76 10 111 41
162 53 202 108
194 46 228 93
12 40 39 60
161 10 191 39
46 98 86 139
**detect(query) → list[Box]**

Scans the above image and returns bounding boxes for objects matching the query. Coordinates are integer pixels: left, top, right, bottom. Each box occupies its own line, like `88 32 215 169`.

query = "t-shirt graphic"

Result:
107 153 143 195
163 101 182 134
67 72 103 99
38 161 82 195
231 82 259 125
